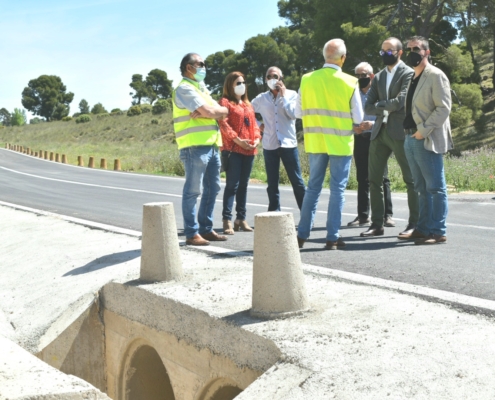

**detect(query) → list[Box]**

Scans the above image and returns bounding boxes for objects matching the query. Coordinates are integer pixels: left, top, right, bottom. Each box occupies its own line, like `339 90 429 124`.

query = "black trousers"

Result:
354 133 393 220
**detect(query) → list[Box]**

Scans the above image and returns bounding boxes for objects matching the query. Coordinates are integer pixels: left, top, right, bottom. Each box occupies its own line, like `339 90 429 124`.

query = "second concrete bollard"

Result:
140 202 183 282
251 212 310 319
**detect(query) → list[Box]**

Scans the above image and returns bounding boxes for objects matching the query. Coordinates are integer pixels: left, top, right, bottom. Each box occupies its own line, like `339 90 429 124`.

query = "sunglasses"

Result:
406 46 423 53
236 81 245 86
355 73 369 78
191 61 206 68
266 74 279 80
244 117 250 127
379 49 398 56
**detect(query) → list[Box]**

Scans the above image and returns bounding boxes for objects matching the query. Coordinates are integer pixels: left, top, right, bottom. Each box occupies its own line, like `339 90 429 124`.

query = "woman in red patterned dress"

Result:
218 72 261 234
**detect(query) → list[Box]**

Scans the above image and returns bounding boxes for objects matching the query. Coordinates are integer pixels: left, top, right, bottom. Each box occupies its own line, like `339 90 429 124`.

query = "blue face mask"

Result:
194 67 206 82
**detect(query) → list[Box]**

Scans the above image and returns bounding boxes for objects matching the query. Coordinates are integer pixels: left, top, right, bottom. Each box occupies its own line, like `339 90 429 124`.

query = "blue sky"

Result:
0 0 285 118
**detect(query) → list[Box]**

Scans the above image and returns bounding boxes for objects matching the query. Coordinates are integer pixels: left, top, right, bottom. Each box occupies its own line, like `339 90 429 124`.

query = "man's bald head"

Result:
322 39 347 65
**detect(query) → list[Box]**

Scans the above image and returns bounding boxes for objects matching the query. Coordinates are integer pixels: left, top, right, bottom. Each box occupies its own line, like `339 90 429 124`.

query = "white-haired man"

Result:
296 39 363 250
251 66 306 211
348 62 394 227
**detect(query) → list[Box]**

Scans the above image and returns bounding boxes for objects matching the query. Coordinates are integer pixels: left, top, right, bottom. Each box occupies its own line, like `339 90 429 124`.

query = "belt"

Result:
404 128 416 135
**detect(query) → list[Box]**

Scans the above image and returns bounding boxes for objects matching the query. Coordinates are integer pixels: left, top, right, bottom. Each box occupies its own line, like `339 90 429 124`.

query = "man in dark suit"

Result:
361 37 419 239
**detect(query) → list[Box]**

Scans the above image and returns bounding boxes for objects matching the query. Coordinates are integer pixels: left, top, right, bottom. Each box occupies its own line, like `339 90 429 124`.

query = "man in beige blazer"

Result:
403 36 454 245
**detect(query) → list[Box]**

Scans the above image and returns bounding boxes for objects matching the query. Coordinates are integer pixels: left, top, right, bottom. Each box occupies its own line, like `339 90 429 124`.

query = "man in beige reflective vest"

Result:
296 39 364 250
172 53 229 246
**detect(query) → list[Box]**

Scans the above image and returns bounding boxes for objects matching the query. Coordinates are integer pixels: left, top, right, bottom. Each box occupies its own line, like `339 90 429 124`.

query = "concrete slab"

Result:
2 204 495 399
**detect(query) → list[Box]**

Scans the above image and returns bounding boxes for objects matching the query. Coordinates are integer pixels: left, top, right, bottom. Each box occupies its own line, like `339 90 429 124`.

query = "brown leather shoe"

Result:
415 234 447 245
223 219 234 235
324 237 346 250
185 234 210 246
201 231 228 241
297 237 306 249
397 223 418 240
360 224 384 237
384 216 396 227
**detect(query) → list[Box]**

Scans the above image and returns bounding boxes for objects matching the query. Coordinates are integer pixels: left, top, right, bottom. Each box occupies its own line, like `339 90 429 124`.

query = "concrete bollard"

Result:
77 156 83 166
39 150 43 158
251 212 310 319
61 154 67 164
88 157 94 168
49 152 54 161
55 153 60 162
140 202 183 282
100 158 107 169
44 151 48 159
34 152 38 157
114 159 121 171
27 148 30 155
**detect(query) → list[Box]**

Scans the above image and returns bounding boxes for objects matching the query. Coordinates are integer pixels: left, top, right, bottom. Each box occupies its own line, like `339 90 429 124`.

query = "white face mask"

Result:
267 79 278 90
234 83 246 96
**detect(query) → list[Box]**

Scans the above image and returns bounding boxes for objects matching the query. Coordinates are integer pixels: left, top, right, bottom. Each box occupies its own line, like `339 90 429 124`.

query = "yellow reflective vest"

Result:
172 79 222 150
300 68 357 156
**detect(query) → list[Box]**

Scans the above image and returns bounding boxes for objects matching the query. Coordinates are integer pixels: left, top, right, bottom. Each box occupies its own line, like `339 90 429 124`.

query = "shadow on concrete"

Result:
63 249 140 276
222 309 262 326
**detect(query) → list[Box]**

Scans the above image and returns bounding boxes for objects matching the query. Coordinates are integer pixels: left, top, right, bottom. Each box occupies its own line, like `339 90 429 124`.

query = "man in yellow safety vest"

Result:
295 39 364 250
172 53 229 246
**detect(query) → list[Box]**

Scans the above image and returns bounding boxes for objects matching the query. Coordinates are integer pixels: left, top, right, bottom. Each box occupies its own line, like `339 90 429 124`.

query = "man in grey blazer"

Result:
403 36 453 245
361 37 419 239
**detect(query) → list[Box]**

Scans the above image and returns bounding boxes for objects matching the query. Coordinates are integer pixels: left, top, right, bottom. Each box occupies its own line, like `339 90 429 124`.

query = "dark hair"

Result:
180 53 199 76
407 36 429 51
384 37 403 51
222 71 250 105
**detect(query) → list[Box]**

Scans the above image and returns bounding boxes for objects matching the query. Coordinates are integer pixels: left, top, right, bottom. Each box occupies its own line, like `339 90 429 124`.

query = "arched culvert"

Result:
125 344 175 400
198 378 243 400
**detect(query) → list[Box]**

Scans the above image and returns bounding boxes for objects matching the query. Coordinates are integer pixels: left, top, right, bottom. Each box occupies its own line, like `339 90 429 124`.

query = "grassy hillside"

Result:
2 78 495 192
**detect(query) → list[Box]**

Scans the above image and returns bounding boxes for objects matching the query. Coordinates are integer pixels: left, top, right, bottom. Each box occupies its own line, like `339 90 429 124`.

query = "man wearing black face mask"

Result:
348 62 394 228
403 36 453 245
361 37 419 240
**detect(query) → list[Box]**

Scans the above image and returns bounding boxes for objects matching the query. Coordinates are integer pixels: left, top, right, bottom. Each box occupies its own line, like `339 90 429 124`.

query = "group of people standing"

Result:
172 34 452 249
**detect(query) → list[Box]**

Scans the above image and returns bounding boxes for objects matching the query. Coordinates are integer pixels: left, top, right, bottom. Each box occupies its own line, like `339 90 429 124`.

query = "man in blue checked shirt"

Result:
251 66 306 211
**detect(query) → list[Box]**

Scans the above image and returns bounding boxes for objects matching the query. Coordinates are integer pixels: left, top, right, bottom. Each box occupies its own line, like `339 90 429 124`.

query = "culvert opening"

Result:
126 345 175 400
37 283 281 400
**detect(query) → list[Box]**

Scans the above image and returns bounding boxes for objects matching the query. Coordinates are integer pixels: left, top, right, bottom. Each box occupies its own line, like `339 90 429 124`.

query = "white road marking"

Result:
1 166 494 230
0 166 291 209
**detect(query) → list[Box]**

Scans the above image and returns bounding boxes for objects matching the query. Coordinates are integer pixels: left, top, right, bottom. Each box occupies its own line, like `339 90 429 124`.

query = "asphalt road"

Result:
1 148 494 301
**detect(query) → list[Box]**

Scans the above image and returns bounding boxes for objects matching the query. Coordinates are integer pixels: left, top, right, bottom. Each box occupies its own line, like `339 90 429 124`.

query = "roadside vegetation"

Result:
1 110 494 192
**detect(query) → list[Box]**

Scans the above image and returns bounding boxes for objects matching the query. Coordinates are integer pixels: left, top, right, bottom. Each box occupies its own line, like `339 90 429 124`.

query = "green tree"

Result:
21 75 74 121
0 108 11 126
79 99 90 114
145 69 173 104
129 74 149 105
205 50 239 95
91 103 107 114
11 108 27 126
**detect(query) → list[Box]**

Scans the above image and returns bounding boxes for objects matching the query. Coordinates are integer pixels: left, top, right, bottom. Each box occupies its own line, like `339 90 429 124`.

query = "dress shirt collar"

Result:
323 63 341 71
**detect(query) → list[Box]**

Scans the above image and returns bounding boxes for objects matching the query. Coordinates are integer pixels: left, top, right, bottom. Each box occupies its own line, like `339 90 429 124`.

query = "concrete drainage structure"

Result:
36 282 281 400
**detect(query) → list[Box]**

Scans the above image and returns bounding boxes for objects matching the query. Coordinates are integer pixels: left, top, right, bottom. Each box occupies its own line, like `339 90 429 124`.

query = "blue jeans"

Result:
298 154 352 242
222 151 254 221
179 145 221 239
263 147 306 211
404 135 448 236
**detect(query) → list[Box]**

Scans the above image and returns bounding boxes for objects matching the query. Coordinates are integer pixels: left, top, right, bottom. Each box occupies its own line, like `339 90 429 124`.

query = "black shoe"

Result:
397 223 417 240
360 224 384 237
347 216 371 227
